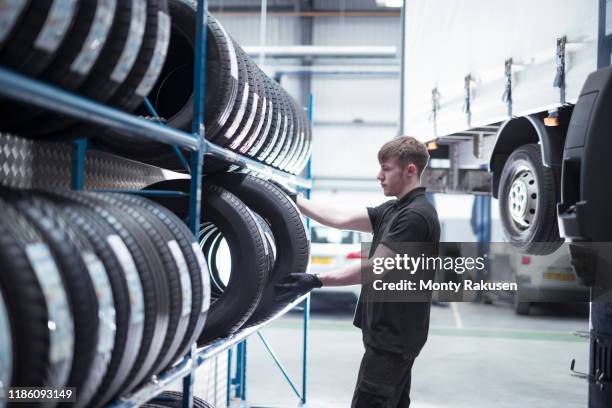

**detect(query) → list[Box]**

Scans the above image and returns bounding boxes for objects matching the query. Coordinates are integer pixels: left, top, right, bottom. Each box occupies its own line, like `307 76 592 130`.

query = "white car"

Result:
309 224 369 302
512 245 588 315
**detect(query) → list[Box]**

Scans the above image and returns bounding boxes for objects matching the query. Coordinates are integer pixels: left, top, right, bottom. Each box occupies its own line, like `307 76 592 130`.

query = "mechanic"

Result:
275 135 440 407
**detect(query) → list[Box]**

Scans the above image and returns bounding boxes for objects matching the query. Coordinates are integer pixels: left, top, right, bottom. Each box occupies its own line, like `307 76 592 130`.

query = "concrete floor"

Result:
239 300 589 408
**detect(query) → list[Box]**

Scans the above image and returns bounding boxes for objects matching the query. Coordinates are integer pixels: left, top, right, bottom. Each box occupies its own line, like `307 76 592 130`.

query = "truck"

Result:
400 0 610 255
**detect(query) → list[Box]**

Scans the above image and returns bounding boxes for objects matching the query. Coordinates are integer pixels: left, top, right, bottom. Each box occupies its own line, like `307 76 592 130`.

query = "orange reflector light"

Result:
521 256 531 265
544 117 560 127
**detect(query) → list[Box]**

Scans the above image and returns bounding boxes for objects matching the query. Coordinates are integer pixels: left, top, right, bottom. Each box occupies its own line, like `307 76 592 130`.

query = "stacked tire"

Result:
151 172 310 345
0 188 210 407
144 391 215 408
0 0 312 175
0 0 171 137
100 0 311 173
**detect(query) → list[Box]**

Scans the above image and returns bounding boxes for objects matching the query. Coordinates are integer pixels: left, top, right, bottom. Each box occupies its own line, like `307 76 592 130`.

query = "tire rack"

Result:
0 1 313 407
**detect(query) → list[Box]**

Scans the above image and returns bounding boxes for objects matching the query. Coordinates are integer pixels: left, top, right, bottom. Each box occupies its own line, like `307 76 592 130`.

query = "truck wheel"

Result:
498 144 563 255
514 291 531 315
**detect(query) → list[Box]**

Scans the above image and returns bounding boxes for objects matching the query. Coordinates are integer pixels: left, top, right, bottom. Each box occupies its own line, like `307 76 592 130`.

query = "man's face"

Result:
377 157 416 196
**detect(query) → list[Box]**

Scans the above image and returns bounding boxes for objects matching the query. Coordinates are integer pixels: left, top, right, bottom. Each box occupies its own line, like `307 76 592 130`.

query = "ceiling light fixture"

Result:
375 0 403 7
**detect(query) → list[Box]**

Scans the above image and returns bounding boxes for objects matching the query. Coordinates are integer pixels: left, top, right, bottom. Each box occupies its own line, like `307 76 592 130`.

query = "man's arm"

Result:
318 243 396 286
275 244 397 300
296 196 372 233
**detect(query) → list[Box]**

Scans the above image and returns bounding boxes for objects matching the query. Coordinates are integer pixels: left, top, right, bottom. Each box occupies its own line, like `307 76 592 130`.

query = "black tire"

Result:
239 66 271 155
79 0 146 103
0 287 12 392
40 190 167 406
0 197 73 390
210 173 310 324
288 105 310 174
0 0 76 77
15 0 114 133
107 193 201 373
0 0 31 52
514 291 531 315
254 83 284 162
297 106 313 173
144 391 215 408
5 192 101 402
197 184 269 344
220 45 259 151
20 0 139 137
199 224 225 297
140 5 238 135
280 99 304 171
56 203 143 408
42 0 112 90
43 205 117 408
227 47 265 152
0 0 79 130
246 76 275 158
264 89 290 166
274 94 299 169
498 144 563 255
108 0 169 113
161 214 210 371
252 210 277 280
211 37 250 147
95 5 238 169
89 193 177 392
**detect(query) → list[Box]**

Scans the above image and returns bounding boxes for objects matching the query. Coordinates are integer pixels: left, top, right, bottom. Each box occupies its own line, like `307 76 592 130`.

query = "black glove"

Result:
269 179 298 203
275 273 322 303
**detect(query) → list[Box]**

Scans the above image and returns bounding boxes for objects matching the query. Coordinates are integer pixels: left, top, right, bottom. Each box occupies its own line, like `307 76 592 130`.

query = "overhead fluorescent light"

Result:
376 0 403 7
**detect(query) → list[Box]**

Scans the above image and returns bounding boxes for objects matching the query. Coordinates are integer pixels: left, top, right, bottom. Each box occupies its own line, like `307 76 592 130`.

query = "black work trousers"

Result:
351 344 416 408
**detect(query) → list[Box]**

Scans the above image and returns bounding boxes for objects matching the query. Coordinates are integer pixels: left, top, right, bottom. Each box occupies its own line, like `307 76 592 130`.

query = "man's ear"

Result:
405 162 418 176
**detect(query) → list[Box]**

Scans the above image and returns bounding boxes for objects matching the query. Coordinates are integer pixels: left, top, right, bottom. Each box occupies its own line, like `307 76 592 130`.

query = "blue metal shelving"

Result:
0 1 313 407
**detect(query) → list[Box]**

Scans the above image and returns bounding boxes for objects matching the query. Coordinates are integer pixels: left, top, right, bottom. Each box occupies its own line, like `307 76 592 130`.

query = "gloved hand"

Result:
269 179 298 203
275 273 322 303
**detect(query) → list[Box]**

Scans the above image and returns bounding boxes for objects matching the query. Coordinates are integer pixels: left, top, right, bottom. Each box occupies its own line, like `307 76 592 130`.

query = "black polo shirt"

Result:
353 186 440 357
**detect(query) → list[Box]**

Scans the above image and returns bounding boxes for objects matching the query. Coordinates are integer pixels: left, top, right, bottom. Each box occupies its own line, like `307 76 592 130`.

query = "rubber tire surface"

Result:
144 391 215 408
46 204 116 408
108 0 168 113
0 197 65 389
0 0 78 130
227 46 264 152
7 192 100 401
108 193 193 375
95 4 238 169
273 92 297 169
246 75 275 158
57 204 136 408
42 190 168 406
255 82 284 163
21 0 134 137
89 193 175 393
498 143 563 255
265 90 291 166
0 0 31 52
197 184 269 344
211 173 309 324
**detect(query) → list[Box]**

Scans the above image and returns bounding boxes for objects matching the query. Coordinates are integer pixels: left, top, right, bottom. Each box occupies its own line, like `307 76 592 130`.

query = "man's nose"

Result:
377 171 384 181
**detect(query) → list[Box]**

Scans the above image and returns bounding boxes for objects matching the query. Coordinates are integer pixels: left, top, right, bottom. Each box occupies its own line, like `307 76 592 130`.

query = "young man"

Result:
276 136 441 407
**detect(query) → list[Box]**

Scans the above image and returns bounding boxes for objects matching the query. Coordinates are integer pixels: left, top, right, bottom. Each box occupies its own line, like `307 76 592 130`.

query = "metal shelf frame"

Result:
0 1 313 407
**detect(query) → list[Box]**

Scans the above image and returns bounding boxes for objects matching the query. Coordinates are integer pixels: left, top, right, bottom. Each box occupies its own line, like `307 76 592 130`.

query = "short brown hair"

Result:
377 136 430 176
